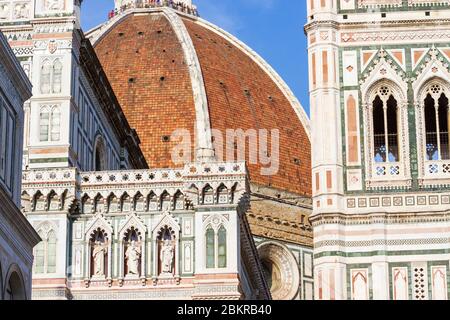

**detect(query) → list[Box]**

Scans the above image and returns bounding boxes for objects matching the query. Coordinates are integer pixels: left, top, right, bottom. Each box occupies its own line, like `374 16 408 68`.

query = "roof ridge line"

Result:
161 7 216 162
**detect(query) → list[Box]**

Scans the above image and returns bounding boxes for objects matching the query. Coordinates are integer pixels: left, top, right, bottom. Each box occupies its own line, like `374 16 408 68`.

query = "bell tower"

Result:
305 0 345 301
307 0 450 301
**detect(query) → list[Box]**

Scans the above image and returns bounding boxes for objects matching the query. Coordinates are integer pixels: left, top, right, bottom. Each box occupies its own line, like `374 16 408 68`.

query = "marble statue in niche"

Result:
91 231 108 277
125 240 141 276
93 241 107 276
0 4 9 20
160 240 174 274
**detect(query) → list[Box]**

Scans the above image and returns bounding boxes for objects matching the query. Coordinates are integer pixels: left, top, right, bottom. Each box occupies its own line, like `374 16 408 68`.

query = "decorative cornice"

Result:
310 210 450 227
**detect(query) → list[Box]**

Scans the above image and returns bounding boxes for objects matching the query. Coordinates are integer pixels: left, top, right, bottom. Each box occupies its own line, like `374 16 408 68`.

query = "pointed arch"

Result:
94 193 105 214
47 230 57 273
121 192 131 212
4 265 26 300
153 213 180 277
134 192 145 212
217 184 228 204
39 106 50 142
50 106 60 141
52 58 62 94
205 226 215 269
85 213 113 241
153 213 180 239
33 221 58 275
40 59 51 94
107 193 119 213
217 225 227 268
173 190 184 210
160 190 171 211
93 134 107 171
352 271 368 300
362 79 411 188
118 213 147 240
33 191 46 211
147 191 158 211
415 78 450 179
81 194 92 214
203 214 230 270
202 184 214 204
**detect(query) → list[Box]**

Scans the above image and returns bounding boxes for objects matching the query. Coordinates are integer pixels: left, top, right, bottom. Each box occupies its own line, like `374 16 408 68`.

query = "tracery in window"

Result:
424 84 450 161
372 86 399 163
205 224 227 269
33 229 57 274
39 106 60 142
40 59 63 94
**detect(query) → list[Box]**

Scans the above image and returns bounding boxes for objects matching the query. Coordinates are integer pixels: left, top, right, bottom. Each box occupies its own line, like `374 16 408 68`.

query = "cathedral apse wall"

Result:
307 0 450 300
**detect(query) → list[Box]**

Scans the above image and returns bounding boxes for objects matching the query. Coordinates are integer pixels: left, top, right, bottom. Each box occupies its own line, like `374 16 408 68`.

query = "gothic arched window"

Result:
40 59 63 94
372 86 399 163
218 226 227 268
50 106 60 141
34 231 45 274
52 59 62 94
94 135 106 171
424 84 450 161
39 107 50 142
205 227 215 269
47 231 57 273
40 60 51 94
39 106 60 142
33 229 57 274
205 224 227 269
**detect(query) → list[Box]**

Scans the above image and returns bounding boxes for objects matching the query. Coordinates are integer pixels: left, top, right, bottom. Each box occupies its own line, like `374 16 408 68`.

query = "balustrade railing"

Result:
108 0 199 21
372 162 402 179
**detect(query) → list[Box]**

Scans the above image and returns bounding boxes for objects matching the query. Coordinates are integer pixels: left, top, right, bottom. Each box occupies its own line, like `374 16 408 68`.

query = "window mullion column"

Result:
435 98 442 161
215 231 219 269
48 112 52 142
447 101 450 160
44 239 47 274
383 99 389 163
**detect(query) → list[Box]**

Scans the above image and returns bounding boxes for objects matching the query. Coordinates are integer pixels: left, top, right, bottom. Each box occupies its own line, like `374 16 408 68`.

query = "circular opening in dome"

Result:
118 32 124 37
138 31 144 36
162 135 170 142
160 76 165 82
